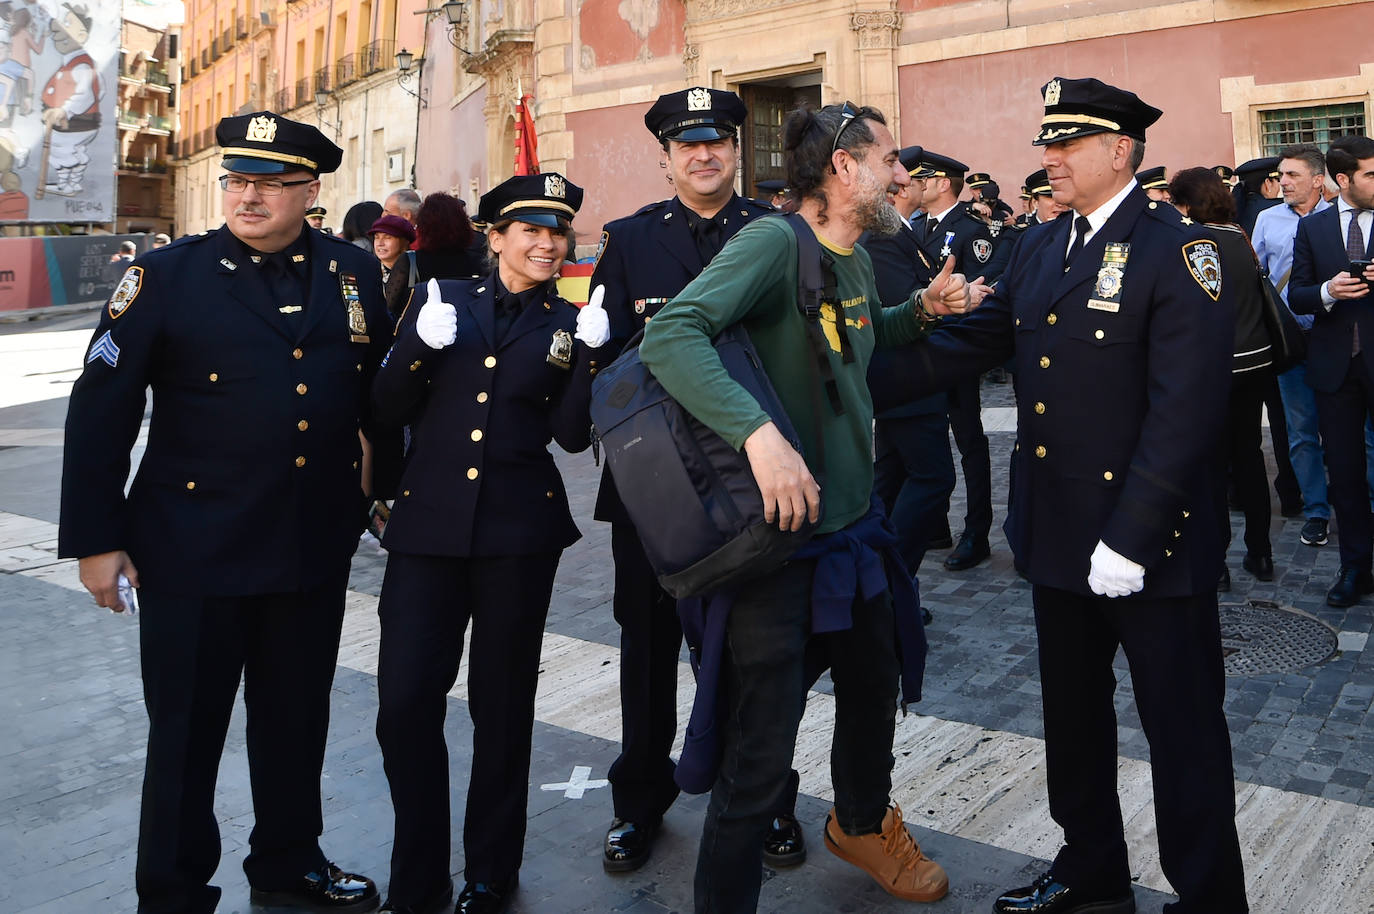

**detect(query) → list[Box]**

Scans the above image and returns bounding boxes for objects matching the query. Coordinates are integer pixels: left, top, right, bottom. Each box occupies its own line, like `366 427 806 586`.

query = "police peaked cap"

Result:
756 179 788 194
1033 76 1162 146
911 151 967 180
306 205 328 217
645 87 748 142
1024 168 1051 196
898 145 925 176
1137 165 1168 189
1236 156 1281 179
477 173 583 228
1213 164 1235 180
966 172 992 188
217 111 343 175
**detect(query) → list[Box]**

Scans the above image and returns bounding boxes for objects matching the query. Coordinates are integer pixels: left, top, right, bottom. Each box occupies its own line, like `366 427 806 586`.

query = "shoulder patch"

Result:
87 330 120 367
1182 239 1222 301
972 238 993 263
108 266 143 319
594 230 609 267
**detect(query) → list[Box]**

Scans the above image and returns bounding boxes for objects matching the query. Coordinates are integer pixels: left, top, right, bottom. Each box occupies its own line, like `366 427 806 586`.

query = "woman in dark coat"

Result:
370 173 610 914
383 191 487 318
1170 166 1275 587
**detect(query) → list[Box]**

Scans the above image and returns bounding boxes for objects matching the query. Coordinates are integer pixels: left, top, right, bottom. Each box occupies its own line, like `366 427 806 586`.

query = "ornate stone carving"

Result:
682 43 699 79
686 0 792 24
850 7 901 50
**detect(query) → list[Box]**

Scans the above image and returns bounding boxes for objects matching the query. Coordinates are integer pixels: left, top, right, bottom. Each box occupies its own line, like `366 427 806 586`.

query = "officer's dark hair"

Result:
1278 143 1324 177
1325 135 1374 182
483 217 574 274
783 103 885 225
1239 169 1272 195
946 174 964 197
341 200 383 242
1167 167 1236 225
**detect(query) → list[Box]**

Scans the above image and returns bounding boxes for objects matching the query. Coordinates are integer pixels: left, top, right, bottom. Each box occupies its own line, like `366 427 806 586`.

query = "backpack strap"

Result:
781 212 848 420
406 250 419 288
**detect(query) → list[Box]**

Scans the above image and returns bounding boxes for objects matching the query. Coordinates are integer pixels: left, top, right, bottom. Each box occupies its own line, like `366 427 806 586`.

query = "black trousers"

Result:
947 379 993 538
1262 371 1301 509
1225 370 1273 558
694 559 898 914
1033 585 1248 914
135 582 347 914
607 522 684 823
1316 356 1374 569
873 411 957 574
375 550 560 904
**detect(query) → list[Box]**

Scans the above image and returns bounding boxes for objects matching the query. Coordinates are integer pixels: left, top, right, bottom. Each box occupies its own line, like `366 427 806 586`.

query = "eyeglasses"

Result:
219 174 314 195
829 101 858 172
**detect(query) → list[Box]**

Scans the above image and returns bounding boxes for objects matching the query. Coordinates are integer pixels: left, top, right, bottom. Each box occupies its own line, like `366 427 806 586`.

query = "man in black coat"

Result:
1289 133 1374 606
588 87 787 873
887 77 1250 914
59 112 393 914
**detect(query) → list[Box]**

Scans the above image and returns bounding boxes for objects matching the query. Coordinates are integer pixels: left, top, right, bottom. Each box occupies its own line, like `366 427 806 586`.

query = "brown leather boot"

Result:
823 804 949 902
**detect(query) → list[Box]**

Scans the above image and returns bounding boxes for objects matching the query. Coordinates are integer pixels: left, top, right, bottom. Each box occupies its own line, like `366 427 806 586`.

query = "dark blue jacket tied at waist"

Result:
673 497 928 794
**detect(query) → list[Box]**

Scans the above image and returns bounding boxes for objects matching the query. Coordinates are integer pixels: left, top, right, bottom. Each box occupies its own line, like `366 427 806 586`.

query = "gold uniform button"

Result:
298 419 309 431
546 490 554 498
1034 402 1046 415
296 383 307 395
1183 510 1191 518
1039 356 1050 369
471 429 483 442
185 481 196 491
590 360 598 368
466 467 479 480
292 348 303 360
356 363 362 372
1014 442 1020 452
1034 445 1047 458
1173 530 1182 538
484 356 497 368
410 360 423 371
1165 548 1173 557
295 456 306 467
1095 329 1105 340
208 372 218 382
589 367 598 375
476 392 489 403
403 489 411 496
1015 317 1021 326
353 460 359 469
1103 471 1114 481
1047 313 1058 325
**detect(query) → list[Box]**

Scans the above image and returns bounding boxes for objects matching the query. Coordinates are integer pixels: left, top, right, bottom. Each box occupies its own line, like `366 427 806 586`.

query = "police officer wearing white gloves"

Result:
370 174 610 914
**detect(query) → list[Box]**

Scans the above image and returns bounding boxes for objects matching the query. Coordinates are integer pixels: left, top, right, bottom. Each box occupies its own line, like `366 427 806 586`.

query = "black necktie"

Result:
1349 209 1367 355
926 215 938 239
1064 215 1092 269
692 216 724 265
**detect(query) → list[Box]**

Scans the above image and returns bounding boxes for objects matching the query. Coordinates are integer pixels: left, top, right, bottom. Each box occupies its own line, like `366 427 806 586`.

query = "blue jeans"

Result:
1278 364 1329 520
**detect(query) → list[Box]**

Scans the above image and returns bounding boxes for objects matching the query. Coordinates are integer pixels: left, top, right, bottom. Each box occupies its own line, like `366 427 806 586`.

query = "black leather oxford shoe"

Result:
1243 553 1274 581
1327 565 1374 608
603 818 658 872
249 862 380 912
944 533 990 571
993 873 1135 913
762 812 807 867
454 877 515 914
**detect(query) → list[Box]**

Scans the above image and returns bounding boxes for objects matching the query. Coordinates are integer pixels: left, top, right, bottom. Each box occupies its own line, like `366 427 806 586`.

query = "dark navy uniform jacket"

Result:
916 201 1009 283
58 225 396 596
883 187 1233 597
590 192 774 523
859 223 944 418
373 276 604 557
1289 202 1374 393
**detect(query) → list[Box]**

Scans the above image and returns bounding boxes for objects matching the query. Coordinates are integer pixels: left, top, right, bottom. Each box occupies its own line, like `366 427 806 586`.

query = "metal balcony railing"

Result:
274 87 295 112
294 78 311 108
334 54 356 89
359 39 395 76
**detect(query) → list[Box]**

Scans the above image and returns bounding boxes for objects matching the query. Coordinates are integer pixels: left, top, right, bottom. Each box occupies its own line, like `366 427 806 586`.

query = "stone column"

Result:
849 1 903 139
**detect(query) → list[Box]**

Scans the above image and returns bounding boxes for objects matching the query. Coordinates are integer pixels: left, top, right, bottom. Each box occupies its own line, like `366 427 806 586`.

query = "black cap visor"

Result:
221 155 303 175
663 122 736 143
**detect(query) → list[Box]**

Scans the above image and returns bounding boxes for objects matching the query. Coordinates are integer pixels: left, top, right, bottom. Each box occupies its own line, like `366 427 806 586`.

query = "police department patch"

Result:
594 231 609 267
1182 240 1222 301
108 266 143 319
972 239 992 263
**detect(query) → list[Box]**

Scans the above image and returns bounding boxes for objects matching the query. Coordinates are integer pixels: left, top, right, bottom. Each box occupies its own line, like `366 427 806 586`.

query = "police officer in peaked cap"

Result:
1138 165 1170 202
1234 155 1283 234
59 111 396 913
883 74 1251 914
307 204 329 229
588 86 792 874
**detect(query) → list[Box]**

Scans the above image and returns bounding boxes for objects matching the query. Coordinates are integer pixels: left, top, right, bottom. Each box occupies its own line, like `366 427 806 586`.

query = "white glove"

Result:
1087 540 1146 598
576 284 611 348
415 278 457 350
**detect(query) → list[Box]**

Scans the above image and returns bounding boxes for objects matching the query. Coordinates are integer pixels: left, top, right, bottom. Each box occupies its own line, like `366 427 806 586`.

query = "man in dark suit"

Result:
912 150 1007 571
1289 133 1374 607
887 76 1249 914
588 87 788 873
59 112 392 914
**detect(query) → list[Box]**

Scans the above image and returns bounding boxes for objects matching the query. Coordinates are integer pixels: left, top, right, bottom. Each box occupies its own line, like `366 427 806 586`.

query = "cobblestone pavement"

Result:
3 319 1373 913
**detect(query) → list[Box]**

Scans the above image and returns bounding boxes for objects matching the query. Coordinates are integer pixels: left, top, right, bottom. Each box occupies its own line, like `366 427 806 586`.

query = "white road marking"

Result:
541 765 609 799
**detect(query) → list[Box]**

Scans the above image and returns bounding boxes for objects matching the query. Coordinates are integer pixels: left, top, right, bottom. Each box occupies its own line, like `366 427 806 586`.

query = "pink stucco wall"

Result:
417 83 488 202
897 5 1372 199
565 101 670 239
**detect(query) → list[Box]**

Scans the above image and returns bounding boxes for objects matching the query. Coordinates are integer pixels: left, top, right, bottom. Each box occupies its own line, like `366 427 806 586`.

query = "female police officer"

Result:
370 174 610 914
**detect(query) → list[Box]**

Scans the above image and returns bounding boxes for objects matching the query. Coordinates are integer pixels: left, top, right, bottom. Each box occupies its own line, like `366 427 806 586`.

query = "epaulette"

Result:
742 196 776 213
159 228 214 249
1143 198 1198 234
630 198 672 218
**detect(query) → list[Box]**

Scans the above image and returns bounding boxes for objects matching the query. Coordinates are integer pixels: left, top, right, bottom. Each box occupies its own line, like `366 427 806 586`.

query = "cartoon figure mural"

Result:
37 2 98 197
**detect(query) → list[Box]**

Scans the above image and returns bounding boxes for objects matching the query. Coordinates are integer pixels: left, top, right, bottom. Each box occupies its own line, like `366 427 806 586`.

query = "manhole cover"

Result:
1218 600 1338 676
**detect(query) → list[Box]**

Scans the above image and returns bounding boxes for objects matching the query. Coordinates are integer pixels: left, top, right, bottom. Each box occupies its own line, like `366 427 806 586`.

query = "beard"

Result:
854 166 905 235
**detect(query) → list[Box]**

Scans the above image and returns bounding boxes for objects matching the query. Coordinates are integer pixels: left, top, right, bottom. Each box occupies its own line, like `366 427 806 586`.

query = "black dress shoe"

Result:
603 818 658 872
249 863 380 912
762 812 807 867
944 533 990 571
1242 553 1274 581
380 880 453 914
1327 565 1374 608
994 872 1135 913
454 877 515 914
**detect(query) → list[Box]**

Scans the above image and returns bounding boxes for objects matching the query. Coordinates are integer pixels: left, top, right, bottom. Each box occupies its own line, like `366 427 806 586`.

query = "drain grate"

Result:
1218 600 1338 676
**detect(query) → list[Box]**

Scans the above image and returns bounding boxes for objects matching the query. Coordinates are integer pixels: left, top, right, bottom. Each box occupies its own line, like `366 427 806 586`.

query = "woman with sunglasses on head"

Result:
370 173 610 914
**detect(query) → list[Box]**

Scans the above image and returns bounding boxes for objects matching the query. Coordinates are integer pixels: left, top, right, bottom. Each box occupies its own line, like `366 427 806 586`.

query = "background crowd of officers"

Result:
58 64 1374 914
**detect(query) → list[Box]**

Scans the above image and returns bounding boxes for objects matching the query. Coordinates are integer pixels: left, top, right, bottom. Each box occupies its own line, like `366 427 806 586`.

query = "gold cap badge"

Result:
545 174 567 199
1045 79 1061 107
246 115 277 143
687 87 712 112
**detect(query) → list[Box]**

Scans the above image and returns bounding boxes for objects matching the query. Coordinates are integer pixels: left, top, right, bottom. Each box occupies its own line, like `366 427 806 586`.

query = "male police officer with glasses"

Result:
59 111 395 914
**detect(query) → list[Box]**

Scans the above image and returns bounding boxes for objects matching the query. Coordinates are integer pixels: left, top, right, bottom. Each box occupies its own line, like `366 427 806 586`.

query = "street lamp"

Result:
395 50 428 108
411 1 473 54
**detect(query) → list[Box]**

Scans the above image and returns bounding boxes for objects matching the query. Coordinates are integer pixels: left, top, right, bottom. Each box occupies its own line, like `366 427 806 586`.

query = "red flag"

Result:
514 94 540 175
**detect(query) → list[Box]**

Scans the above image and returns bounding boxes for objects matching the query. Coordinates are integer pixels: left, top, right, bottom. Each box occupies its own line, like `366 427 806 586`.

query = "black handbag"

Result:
1256 264 1306 374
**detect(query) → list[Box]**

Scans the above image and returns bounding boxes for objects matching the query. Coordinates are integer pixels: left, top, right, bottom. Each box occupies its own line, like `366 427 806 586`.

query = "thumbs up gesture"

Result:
415 278 458 350
576 283 611 348
921 255 971 316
